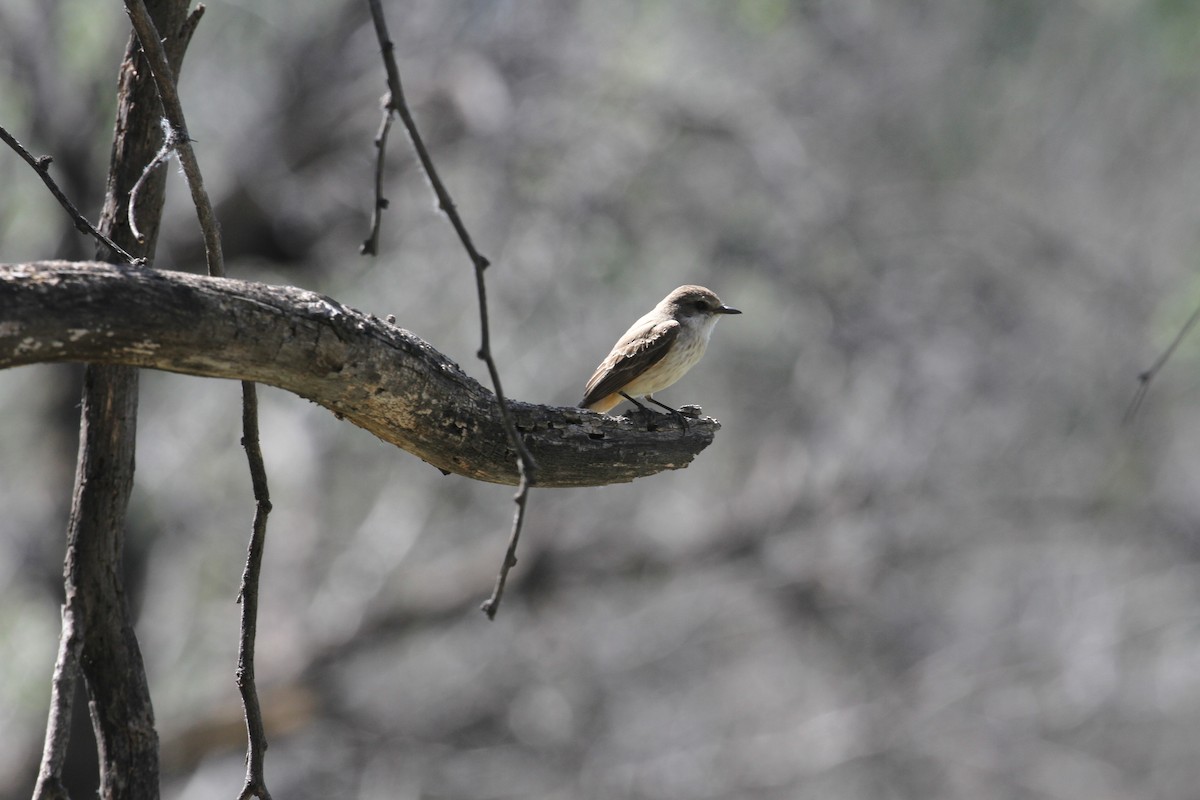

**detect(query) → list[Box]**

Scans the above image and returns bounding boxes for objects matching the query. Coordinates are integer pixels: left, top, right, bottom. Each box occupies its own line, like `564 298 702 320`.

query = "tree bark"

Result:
1 261 722 488
66 364 155 800
39 2 197 797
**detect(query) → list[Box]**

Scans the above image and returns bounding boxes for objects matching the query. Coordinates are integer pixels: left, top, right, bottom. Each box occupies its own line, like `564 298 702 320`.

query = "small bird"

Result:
580 285 741 417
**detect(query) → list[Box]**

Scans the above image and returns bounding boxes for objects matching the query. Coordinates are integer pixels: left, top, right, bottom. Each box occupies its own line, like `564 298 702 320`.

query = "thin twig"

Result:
361 98 394 255
123 0 224 277
365 1 489 275
363 0 538 618
480 483 532 619
31 603 83 800
235 381 274 800
0 124 141 266
124 2 275 794
359 0 402 257
1124 300 1200 423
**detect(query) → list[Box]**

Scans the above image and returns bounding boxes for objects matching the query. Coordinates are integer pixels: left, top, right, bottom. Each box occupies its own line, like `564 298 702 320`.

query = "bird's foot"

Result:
645 397 696 431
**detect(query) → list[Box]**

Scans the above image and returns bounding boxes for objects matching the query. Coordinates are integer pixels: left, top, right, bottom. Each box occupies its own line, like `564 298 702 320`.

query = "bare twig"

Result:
123 0 224 277
359 0 402 257
1125 300 1200 423
360 0 406 253
0 124 141 266
124 2 276 794
31 603 83 800
235 382 274 800
363 1 490 275
480 484 532 619
363 0 538 618
361 97 394 256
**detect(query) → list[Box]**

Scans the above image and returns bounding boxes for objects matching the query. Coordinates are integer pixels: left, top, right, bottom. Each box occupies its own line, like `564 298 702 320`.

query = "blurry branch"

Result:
1 261 721 487
361 0 536 618
0 125 141 266
1125 302 1200 422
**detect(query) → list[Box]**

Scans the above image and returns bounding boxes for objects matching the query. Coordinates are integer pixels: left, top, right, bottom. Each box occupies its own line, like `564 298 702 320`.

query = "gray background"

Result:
4 1 1200 798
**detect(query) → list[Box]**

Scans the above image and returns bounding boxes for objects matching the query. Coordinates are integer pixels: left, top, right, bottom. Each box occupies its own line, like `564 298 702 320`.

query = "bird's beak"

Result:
717 305 741 315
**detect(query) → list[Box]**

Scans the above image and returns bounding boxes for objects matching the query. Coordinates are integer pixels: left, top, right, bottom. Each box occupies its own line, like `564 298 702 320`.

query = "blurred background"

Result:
4 0 1200 797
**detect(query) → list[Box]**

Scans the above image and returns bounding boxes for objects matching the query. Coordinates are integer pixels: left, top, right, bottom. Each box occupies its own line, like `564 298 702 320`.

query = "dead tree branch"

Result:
234 382 274 800
32 2 199 796
1 261 722 488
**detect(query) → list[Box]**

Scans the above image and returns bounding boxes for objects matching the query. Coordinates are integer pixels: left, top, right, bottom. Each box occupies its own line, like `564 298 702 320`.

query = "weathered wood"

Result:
0 261 721 487
45 1 197 796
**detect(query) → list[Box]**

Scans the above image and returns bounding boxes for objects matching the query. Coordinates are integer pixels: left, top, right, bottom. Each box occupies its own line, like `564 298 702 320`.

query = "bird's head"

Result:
662 285 741 327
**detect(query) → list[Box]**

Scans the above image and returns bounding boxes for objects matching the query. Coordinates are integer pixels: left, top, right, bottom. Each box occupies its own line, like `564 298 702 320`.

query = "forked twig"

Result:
363 0 537 619
0 124 141 265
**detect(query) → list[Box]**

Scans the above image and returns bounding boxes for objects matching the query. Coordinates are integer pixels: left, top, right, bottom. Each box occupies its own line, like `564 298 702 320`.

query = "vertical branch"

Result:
480 485 531 620
123 0 223 277
359 0 404 257
123 1 275 797
234 384 273 800
360 98 394 256
30 605 83 800
362 0 538 619
33 2 198 798
64 364 155 800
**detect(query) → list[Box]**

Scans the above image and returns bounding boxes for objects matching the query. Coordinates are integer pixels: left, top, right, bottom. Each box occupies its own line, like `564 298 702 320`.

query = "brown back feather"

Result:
580 320 679 407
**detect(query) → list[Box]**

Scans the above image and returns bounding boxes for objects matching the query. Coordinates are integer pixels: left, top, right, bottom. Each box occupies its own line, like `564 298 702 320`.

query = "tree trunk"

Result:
49 2 197 797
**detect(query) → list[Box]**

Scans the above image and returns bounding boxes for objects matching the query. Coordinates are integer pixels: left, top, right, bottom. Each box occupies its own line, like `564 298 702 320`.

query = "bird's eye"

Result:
693 300 709 311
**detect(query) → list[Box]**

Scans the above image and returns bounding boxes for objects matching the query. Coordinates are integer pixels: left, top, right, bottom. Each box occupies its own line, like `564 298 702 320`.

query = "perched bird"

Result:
580 285 741 417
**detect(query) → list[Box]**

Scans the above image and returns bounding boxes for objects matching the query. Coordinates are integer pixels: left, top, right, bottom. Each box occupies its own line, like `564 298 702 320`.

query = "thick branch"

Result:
1 261 721 487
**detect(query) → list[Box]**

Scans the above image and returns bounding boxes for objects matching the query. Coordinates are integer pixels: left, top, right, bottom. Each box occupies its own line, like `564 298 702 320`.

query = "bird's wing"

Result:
580 319 680 408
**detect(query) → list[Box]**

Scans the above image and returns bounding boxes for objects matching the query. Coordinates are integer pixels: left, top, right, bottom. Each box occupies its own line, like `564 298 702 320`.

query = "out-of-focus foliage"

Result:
4 1 1200 798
